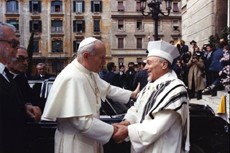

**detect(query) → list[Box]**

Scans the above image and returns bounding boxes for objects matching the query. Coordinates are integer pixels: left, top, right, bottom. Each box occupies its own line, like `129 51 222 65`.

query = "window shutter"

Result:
100 1 102 12
29 1 32 12
73 1 76 12
91 1 93 12
39 20 42 32
73 20 76 32
73 41 76 53
16 1 19 11
30 20 32 32
38 1 41 12
82 21 85 32
82 1 85 12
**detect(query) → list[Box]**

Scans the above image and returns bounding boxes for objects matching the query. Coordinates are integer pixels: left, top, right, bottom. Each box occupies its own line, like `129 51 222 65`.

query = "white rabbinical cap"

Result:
147 40 180 64
78 37 98 49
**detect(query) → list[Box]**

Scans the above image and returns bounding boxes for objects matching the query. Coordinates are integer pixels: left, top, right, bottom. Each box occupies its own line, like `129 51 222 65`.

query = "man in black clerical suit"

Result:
7 46 41 121
33 62 53 80
0 22 35 153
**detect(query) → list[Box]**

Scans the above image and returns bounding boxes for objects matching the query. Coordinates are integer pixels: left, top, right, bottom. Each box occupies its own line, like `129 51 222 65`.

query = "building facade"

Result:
181 0 229 47
0 0 181 75
110 0 181 66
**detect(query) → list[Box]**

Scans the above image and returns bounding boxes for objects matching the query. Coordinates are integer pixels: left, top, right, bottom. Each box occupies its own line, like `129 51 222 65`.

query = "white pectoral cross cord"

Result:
89 73 100 104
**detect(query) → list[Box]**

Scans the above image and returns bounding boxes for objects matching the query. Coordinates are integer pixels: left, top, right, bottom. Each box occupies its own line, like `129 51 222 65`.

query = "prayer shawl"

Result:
124 71 190 153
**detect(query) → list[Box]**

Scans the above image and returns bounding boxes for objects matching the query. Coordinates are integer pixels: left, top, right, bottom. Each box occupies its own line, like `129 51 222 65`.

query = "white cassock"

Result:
124 71 190 153
42 59 132 153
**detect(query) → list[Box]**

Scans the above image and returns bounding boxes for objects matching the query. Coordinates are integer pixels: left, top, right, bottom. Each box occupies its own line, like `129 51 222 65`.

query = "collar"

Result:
0 62 6 75
9 71 18 79
73 59 92 76
149 70 177 88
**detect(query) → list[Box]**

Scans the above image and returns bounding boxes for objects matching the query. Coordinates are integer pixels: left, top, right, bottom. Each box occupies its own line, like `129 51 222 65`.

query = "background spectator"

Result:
33 63 53 80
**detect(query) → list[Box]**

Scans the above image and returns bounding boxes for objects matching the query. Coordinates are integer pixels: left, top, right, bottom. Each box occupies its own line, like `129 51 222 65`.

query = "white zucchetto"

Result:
147 40 180 64
78 37 98 50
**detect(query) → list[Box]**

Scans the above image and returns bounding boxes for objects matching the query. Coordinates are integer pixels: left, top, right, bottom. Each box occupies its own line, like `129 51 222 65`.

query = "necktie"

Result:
4 68 14 82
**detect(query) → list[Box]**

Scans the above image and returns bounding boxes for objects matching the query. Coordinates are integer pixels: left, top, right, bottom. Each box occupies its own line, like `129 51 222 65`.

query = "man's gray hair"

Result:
18 45 27 51
158 56 172 69
0 22 16 39
36 62 46 68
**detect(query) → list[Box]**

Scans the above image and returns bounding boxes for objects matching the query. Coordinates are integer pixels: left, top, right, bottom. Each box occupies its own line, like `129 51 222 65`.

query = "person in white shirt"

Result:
42 37 139 153
113 40 190 153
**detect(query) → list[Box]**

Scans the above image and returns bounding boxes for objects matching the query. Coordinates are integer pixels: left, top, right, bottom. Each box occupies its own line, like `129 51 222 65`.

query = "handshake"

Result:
112 120 130 143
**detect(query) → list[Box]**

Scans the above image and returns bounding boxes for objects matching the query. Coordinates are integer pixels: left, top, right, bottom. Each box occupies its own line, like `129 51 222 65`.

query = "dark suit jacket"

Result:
32 73 53 80
133 70 148 90
14 74 33 102
14 73 44 110
0 74 27 153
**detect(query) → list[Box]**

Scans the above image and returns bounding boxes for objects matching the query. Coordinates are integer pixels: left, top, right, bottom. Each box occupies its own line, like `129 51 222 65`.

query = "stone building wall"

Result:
0 0 181 73
181 0 228 48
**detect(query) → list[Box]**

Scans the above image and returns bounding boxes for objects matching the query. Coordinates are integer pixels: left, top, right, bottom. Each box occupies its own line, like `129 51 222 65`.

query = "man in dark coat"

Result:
33 62 53 80
0 22 41 153
124 62 136 90
7 46 41 120
0 22 27 153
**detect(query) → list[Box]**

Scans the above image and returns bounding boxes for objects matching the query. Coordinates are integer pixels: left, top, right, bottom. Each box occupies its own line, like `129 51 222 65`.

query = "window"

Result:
7 19 19 31
173 2 179 12
73 20 85 33
172 20 179 31
118 20 124 30
51 0 62 13
118 58 124 66
6 0 18 13
136 1 141 11
118 38 124 49
136 38 142 49
33 39 39 53
137 58 142 63
73 1 85 13
29 1 41 13
136 20 142 30
91 1 102 12
73 40 82 52
117 1 124 11
51 20 63 32
52 39 63 52
94 19 100 32
30 20 42 32
52 60 64 74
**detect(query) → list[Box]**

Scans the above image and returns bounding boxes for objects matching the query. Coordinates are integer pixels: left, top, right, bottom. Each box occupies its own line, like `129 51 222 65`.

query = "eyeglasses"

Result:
16 55 29 62
0 39 20 48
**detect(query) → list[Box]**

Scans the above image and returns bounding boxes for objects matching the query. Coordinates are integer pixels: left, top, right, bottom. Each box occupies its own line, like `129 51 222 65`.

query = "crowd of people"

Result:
99 38 229 101
173 39 230 99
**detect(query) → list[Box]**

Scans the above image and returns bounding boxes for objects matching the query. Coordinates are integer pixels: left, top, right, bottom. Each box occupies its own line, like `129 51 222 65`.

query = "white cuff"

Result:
82 118 114 144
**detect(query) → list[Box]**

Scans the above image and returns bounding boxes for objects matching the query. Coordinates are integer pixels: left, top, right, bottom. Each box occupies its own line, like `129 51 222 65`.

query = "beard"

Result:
147 76 152 82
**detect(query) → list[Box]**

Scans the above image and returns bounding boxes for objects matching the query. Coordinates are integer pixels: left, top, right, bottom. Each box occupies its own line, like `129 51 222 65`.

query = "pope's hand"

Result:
112 124 128 143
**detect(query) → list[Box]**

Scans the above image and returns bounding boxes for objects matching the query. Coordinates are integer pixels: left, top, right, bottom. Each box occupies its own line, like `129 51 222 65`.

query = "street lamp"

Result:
140 0 173 40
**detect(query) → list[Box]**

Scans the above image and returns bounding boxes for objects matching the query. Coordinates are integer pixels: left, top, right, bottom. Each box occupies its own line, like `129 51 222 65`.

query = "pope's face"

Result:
144 56 165 82
88 43 106 73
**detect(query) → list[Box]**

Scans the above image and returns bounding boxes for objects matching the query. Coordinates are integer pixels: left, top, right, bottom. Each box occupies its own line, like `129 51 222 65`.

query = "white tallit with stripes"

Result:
125 71 190 153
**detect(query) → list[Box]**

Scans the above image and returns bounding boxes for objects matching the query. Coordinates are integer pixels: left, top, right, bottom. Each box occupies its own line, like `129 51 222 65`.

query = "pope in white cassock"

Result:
113 40 190 153
41 37 138 153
